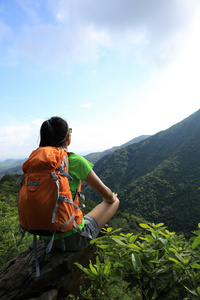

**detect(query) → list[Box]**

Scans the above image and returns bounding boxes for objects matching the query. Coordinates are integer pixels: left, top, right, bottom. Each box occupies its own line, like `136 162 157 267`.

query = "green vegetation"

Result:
0 174 32 267
0 200 32 267
75 223 200 299
0 174 19 206
84 135 150 165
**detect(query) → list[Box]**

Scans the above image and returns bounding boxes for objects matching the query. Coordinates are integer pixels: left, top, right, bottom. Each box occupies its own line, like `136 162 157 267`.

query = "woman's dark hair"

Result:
39 117 69 147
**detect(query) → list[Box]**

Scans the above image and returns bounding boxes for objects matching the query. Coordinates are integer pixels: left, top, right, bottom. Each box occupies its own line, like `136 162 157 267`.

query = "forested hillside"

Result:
85 135 150 164
0 159 25 178
83 109 200 237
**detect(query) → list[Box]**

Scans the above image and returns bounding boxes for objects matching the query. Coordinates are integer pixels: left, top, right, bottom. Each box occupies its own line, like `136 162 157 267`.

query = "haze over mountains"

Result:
0 159 26 178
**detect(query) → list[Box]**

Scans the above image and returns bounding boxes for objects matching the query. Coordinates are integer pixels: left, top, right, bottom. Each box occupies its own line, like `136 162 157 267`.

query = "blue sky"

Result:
0 0 200 160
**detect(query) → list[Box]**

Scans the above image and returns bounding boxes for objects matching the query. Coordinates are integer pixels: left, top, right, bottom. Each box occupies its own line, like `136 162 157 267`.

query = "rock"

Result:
0 238 97 300
28 289 58 300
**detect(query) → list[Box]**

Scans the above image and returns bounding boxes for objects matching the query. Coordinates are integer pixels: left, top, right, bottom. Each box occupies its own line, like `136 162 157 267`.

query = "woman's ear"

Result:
64 134 71 147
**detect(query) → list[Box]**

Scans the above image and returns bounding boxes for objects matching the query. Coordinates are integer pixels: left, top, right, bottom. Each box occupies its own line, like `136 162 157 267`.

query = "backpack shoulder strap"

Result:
16 173 25 186
56 155 73 181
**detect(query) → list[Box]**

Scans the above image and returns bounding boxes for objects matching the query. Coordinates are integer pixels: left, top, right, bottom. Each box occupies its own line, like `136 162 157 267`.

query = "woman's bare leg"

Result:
86 198 120 231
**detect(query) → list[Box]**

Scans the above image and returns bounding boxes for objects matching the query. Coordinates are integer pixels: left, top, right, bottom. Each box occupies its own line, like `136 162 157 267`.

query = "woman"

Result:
41 116 120 251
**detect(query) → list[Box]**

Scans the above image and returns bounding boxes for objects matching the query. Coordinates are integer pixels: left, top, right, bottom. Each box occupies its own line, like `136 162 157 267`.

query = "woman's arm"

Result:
85 169 117 203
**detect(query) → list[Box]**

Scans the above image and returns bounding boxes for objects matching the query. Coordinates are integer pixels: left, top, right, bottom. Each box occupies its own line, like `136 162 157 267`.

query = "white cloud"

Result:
122 6 200 135
14 23 110 67
46 0 196 64
82 104 91 108
31 118 44 127
0 119 43 159
0 125 30 146
2 0 197 68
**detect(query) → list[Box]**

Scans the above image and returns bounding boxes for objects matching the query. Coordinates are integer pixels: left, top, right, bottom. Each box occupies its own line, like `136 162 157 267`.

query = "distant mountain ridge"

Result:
84 135 150 164
0 159 26 178
0 158 26 169
83 109 200 236
0 135 150 178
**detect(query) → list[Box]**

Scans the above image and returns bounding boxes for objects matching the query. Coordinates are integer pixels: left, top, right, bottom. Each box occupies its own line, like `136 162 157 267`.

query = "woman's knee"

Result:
108 197 120 213
115 197 120 207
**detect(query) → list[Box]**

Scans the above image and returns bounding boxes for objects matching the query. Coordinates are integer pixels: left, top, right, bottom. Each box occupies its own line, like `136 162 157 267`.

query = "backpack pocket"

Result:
27 175 40 192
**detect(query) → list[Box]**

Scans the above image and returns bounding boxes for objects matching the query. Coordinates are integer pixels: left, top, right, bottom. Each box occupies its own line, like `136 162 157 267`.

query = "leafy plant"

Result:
75 224 200 299
192 223 200 250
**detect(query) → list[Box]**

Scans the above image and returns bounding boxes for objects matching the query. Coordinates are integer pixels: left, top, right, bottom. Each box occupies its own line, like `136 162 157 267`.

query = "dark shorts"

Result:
43 215 99 251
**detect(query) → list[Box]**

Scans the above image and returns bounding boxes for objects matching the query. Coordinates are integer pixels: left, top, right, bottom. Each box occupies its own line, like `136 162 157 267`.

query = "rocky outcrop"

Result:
0 238 97 300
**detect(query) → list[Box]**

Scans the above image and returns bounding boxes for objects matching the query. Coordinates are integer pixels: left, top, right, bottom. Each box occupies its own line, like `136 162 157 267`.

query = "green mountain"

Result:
83 109 200 237
84 135 150 164
0 159 25 169
0 159 25 178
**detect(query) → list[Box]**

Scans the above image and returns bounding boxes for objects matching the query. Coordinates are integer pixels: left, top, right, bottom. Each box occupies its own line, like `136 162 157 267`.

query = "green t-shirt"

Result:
68 153 94 199
43 153 93 240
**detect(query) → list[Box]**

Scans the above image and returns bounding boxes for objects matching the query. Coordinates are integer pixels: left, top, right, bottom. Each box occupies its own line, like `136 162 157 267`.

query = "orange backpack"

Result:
18 146 81 234
17 146 86 277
